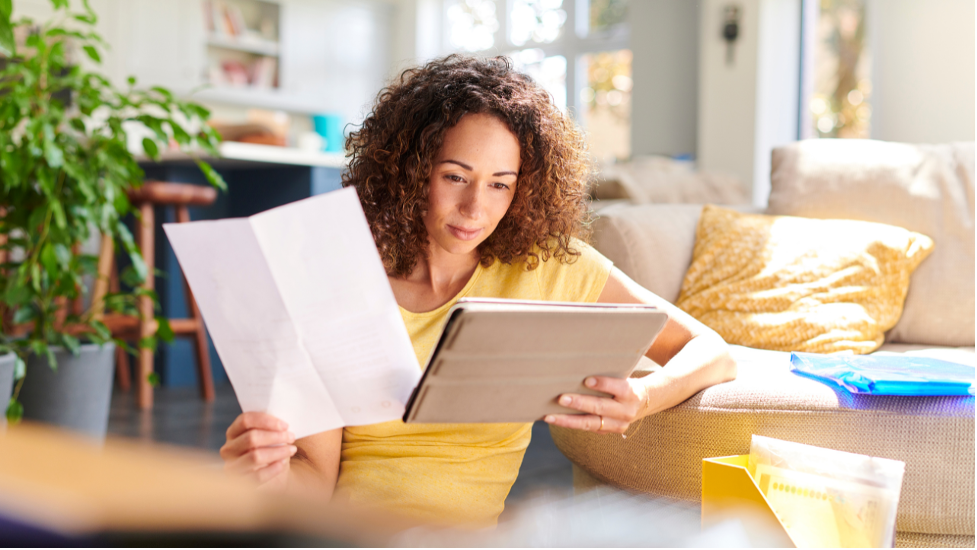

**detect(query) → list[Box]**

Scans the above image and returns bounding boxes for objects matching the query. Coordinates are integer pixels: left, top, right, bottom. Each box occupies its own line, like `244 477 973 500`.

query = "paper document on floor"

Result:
164 188 421 438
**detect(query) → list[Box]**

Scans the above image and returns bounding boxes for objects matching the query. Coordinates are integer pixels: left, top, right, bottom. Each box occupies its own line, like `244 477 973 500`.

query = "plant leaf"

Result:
155 316 174 343
138 335 157 351
50 200 67 229
91 320 111 341
13 356 25 380
147 372 161 387
169 122 191 145
40 243 58 275
62 333 81 355
0 0 14 56
150 86 174 101
129 252 148 283
53 244 72 267
196 160 227 192
82 44 101 63
30 263 41 292
141 137 159 159
6 399 23 423
82 0 98 24
44 141 64 168
13 306 34 325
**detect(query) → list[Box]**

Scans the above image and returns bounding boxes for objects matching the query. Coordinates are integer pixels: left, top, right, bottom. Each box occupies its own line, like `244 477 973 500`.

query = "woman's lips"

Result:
447 224 483 241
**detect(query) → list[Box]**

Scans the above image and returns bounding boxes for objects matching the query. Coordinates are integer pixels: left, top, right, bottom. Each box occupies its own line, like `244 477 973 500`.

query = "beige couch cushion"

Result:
767 140 975 347
550 345 976 537
591 203 761 303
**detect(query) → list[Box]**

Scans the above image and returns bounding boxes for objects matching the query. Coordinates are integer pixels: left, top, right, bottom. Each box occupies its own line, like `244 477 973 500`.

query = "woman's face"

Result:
423 113 521 260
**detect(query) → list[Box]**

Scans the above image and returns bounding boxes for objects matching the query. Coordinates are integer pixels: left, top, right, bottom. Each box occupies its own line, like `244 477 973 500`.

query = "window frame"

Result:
441 0 630 123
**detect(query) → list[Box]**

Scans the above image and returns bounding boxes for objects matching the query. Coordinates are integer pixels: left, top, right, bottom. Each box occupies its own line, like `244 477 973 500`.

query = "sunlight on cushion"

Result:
676 206 934 354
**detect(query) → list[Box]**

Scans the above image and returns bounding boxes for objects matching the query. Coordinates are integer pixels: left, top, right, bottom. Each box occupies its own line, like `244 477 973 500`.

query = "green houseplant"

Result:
0 0 225 429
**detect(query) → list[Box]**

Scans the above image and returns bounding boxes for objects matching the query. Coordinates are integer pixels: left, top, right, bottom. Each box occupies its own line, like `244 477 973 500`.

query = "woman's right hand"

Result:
220 412 297 490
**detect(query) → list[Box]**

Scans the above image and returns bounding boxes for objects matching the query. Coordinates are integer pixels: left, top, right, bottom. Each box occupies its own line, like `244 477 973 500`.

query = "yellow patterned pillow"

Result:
676 206 934 354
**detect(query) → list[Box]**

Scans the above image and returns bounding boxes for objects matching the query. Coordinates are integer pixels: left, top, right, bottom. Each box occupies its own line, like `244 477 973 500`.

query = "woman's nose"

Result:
459 184 484 219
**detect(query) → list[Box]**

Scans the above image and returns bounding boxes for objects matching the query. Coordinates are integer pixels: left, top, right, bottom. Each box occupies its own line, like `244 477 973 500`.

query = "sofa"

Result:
551 140 976 548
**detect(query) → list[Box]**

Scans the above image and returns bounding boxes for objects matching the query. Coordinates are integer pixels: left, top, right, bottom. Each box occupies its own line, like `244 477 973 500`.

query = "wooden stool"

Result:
91 181 218 409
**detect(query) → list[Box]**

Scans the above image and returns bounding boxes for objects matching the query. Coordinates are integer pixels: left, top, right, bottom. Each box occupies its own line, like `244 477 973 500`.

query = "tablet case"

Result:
403 298 668 423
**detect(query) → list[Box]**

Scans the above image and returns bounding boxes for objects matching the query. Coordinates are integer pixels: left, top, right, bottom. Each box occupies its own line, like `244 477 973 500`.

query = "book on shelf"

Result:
252 56 278 89
203 0 278 45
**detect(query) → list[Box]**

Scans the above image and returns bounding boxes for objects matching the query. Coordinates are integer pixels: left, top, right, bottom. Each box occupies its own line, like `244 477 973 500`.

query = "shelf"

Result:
218 142 346 167
190 87 330 114
141 142 346 169
206 35 280 56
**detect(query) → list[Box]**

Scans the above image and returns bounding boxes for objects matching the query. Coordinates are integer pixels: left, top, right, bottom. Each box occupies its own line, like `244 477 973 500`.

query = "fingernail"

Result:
559 395 571 406
544 415 555 423
279 420 289 430
289 445 297 454
286 431 295 442
585 377 597 387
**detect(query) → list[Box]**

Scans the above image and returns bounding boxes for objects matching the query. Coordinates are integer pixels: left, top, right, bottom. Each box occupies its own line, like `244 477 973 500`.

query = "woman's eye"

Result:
492 182 511 190
446 174 465 183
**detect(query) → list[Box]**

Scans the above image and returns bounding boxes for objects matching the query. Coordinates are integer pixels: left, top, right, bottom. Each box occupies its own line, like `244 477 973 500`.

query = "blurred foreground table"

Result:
0 423 411 546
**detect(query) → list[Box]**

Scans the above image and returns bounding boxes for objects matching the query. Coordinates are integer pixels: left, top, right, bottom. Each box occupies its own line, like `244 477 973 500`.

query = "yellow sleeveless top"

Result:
335 238 612 527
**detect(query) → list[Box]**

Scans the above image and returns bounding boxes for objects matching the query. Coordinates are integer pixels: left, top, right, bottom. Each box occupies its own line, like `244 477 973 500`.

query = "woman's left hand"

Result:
543 375 649 435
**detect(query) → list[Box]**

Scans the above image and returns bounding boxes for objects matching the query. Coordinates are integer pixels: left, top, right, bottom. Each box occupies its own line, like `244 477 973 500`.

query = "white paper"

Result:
164 188 421 438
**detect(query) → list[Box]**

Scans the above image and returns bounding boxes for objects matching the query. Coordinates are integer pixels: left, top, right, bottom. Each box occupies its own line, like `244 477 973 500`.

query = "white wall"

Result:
12 0 130 85
752 0 800 205
697 0 760 192
869 0 976 143
388 0 442 77
629 0 700 158
697 0 800 206
14 0 395 126
279 0 393 124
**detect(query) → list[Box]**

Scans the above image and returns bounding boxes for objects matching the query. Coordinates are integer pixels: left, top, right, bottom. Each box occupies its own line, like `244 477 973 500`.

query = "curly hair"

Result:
342 54 593 277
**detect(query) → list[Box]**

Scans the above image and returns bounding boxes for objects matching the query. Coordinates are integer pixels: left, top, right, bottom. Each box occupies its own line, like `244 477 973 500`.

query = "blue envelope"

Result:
789 352 975 396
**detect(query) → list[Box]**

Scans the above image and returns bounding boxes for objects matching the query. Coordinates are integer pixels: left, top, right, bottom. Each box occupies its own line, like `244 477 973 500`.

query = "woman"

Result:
220 55 735 526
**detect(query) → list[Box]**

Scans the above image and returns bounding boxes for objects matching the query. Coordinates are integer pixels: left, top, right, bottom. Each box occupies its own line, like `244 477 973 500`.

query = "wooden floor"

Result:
106 382 574 507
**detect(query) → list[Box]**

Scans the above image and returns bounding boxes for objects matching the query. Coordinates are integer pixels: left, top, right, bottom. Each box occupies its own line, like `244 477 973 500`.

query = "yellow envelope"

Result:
701 455 797 547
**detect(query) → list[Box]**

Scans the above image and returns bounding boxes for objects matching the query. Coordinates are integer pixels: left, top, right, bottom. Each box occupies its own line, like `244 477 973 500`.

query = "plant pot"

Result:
19 343 116 441
0 352 17 419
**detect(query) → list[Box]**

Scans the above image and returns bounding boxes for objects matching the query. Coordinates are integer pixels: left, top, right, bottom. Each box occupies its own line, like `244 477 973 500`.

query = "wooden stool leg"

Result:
177 206 215 402
137 203 155 410
115 344 132 391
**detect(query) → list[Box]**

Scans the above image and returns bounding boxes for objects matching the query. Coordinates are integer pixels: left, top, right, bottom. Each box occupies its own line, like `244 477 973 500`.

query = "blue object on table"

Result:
0 513 91 547
312 113 343 153
790 352 975 396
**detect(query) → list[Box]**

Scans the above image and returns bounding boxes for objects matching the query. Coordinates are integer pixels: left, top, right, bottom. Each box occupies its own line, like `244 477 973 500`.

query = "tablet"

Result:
403 298 668 423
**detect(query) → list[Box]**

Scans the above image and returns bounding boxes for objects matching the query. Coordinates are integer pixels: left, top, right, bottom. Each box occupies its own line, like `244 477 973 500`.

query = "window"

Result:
805 0 871 139
586 0 628 35
580 49 631 161
510 48 568 109
442 0 631 162
509 0 568 46
446 0 501 52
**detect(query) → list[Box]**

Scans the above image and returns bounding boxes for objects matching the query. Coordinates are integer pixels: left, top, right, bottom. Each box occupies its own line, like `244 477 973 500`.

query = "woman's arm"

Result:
544 267 736 434
220 412 343 499
290 429 343 499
